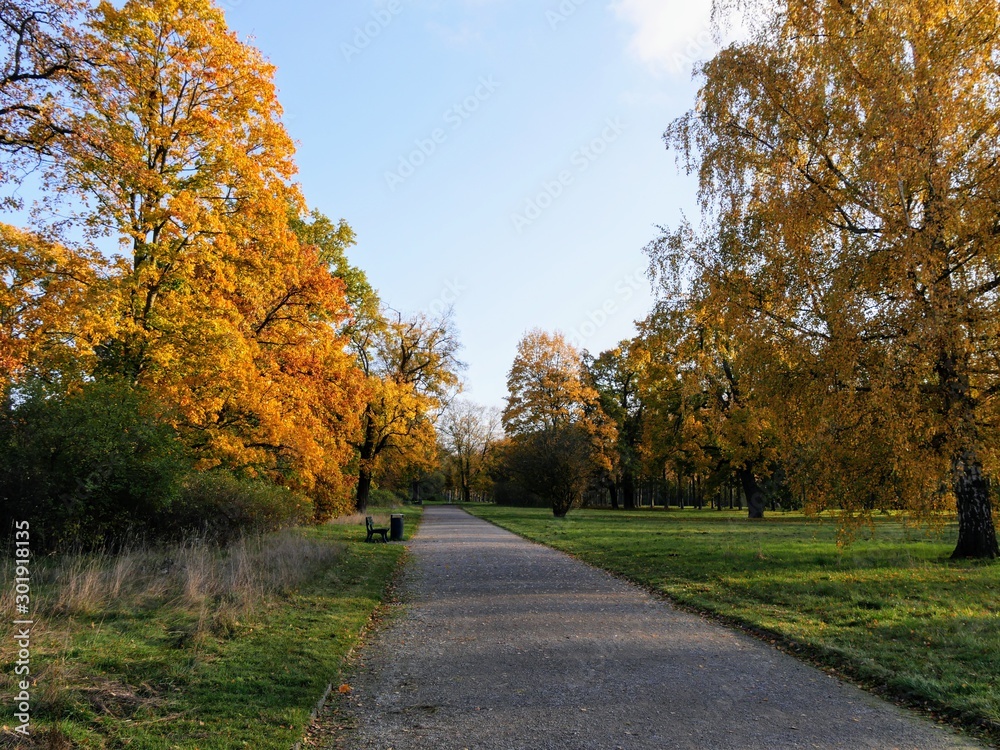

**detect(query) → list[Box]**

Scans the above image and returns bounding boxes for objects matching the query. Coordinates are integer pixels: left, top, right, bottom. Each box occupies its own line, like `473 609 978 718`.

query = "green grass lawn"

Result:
464 504 999 743
0 509 419 749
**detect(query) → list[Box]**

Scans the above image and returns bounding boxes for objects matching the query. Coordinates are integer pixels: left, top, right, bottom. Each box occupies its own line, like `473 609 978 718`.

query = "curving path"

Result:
321 505 985 750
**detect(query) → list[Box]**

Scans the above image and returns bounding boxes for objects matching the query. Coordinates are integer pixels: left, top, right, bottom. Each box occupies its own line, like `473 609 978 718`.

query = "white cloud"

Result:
611 0 746 76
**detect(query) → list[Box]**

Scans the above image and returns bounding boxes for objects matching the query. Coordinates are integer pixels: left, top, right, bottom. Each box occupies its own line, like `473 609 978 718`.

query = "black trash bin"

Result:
390 513 404 542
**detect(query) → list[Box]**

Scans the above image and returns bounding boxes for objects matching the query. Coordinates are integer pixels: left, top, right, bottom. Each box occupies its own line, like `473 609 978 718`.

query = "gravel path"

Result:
324 505 985 750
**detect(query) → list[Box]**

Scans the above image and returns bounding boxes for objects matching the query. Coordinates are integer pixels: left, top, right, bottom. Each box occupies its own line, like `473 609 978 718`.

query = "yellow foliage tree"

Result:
502 329 616 516
352 309 462 513
37 0 364 503
668 0 1000 556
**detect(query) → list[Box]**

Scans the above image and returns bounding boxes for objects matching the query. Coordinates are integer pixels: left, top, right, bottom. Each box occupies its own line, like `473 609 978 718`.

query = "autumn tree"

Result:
0 224 112 388
35 0 365 502
501 329 615 517
439 399 502 503
641 233 787 518
53 0 300 377
0 0 82 182
353 309 462 513
584 342 646 510
668 0 1000 556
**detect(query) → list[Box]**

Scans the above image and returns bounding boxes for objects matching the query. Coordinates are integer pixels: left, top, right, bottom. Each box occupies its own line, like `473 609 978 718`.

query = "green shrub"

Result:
168 472 314 544
0 379 186 551
368 487 405 507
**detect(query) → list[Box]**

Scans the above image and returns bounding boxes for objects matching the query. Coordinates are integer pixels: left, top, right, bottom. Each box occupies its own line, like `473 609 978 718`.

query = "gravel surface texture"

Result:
323 505 985 750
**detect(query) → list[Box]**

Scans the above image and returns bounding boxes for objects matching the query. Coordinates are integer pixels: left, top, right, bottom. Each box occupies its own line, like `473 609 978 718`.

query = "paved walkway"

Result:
324 505 984 749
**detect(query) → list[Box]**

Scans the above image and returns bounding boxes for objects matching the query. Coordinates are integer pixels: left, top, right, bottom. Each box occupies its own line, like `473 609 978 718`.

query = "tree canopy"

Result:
499 329 616 516
0 0 457 544
658 0 1000 556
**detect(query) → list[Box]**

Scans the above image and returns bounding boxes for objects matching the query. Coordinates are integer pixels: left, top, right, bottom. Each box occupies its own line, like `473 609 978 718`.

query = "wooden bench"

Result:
366 516 389 543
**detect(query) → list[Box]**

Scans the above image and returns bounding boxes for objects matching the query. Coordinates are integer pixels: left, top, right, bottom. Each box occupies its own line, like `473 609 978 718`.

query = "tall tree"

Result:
439 399 502 503
39 0 365 497
584 342 646 510
669 0 1000 556
353 309 462 513
54 0 300 378
502 329 616 516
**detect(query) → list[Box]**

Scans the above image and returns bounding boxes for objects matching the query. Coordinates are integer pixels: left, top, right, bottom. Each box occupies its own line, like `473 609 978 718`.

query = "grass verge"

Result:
0 508 420 749
464 504 999 745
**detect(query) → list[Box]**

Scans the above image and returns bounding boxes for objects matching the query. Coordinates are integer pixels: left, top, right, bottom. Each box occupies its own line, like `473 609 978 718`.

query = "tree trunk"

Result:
738 467 765 519
937 348 999 559
552 492 573 518
622 470 636 510
951 450 999 559
355 412 377 514
356 467 373 514
607 478 619 510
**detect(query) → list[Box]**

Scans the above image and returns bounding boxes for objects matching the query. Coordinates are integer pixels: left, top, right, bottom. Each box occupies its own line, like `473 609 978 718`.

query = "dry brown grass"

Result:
36 530 342 620
0 529 345 739
0 726 73 749
0 529 345 707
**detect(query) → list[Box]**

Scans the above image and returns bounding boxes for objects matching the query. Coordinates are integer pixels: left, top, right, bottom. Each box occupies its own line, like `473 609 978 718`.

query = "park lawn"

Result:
0 509 420 749
464 504 999 742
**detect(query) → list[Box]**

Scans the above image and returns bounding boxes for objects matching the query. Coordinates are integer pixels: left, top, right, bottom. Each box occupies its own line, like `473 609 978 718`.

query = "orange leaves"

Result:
0 0 449 528
0 224 113 385
0 0 370 513
503 328 601 437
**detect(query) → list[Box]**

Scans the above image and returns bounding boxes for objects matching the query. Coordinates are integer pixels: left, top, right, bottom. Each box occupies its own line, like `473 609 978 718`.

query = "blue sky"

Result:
219 0 726 407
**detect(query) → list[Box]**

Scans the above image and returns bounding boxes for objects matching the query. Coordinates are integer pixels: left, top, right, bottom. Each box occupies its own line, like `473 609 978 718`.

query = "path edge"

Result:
292 524 418 750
